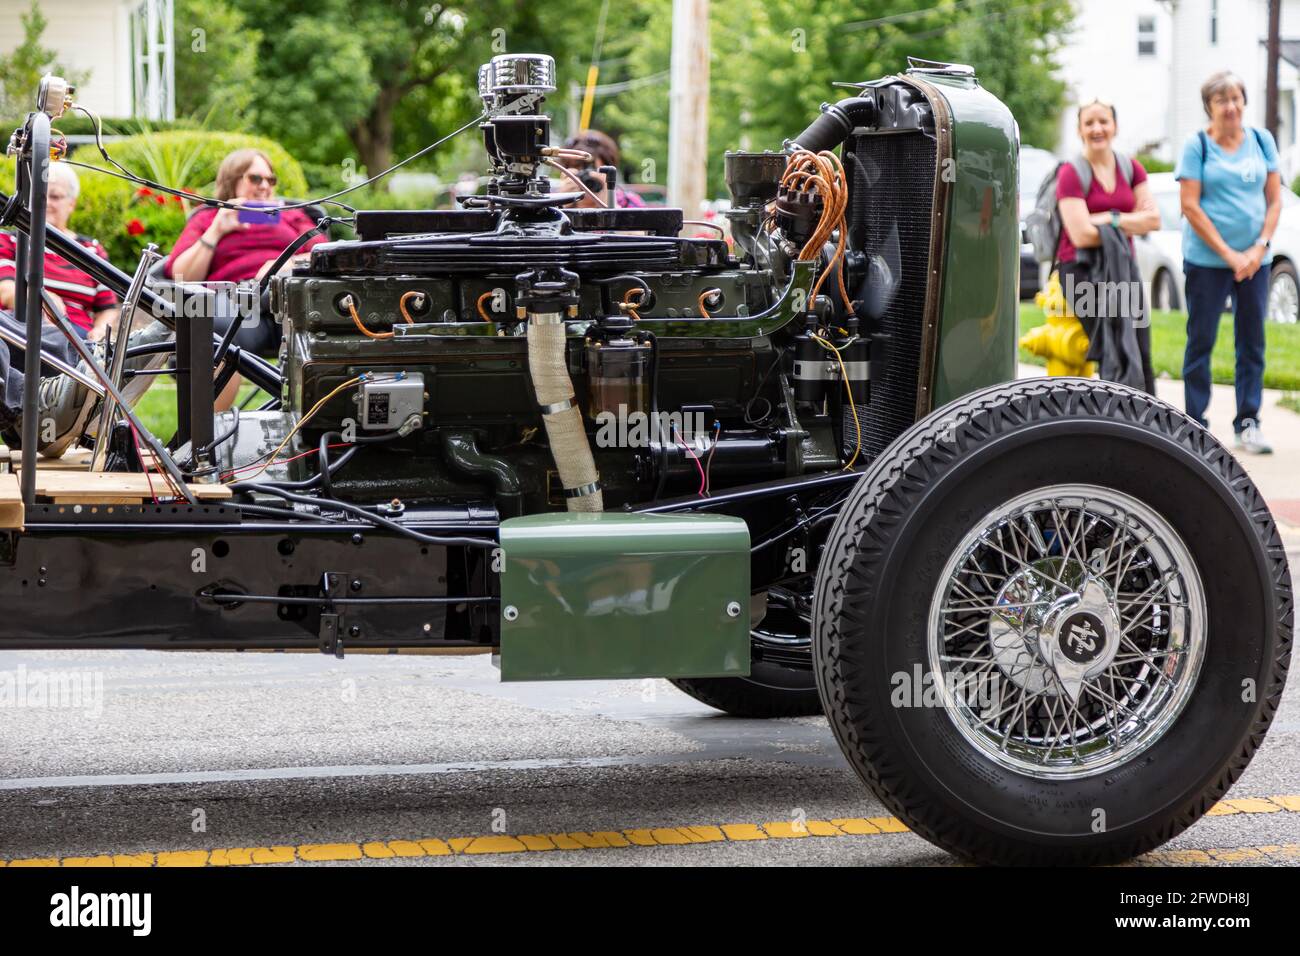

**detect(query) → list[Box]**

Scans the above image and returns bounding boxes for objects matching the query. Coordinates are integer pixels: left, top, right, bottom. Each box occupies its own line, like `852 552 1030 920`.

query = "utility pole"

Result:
667 0 710 217
1266 0 1281 139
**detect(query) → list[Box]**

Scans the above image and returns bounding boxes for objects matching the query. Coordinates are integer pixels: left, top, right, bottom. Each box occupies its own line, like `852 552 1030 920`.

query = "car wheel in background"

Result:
1152 269 1179 311
1268 259 1299 323
672 585 822 717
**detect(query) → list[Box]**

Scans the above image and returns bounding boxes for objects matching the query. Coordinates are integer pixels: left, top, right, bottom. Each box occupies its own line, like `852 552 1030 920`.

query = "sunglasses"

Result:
244 173 278 187
1077 97 1117 122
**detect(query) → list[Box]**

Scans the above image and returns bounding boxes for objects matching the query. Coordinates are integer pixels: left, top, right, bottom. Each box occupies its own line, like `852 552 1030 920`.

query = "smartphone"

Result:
238 201 281 225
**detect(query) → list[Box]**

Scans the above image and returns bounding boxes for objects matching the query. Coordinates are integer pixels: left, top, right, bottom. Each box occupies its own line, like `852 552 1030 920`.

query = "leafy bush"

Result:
1136 154 1175 174
119 188 190 265
1 130 308 266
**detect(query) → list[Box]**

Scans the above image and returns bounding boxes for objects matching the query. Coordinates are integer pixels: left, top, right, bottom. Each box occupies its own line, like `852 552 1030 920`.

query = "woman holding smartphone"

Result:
166 149 326 407
166 149 325 286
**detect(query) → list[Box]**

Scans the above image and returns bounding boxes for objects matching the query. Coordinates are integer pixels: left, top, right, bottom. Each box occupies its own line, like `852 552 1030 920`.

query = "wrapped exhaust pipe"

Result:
518 269 603 512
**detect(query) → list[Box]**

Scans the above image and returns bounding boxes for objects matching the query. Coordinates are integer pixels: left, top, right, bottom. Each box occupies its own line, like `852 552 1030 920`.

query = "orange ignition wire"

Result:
781 148 854 316
623 287 646 321
397 291 423 325
697 288 722 317
346 295 393 340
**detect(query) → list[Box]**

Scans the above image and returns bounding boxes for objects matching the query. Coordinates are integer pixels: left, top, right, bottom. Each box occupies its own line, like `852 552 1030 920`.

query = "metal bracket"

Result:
317 571 349 658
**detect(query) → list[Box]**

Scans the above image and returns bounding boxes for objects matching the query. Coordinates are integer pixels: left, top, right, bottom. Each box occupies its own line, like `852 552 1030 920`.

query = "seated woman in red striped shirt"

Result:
0 162 120 346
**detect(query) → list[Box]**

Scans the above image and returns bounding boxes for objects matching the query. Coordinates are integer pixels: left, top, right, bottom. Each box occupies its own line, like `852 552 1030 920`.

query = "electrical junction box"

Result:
361 372 424 431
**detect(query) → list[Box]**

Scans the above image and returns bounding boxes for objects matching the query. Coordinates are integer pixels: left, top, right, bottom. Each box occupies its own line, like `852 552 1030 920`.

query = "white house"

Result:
1055 0 1300 178
0 0 174 119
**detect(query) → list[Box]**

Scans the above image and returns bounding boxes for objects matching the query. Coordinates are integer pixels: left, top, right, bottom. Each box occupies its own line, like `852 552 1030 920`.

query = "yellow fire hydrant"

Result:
1021 270 1095 377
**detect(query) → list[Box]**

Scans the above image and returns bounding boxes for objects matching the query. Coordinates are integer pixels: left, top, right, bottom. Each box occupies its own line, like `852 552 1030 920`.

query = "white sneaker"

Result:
1234 419 1274 455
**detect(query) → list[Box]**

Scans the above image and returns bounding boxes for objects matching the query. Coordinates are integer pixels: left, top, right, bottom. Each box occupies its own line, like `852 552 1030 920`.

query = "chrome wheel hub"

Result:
1036 573 1122 703
929 485 1206 779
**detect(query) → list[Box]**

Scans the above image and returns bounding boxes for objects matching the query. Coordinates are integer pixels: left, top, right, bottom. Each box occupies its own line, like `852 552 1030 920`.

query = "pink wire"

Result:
673 424 708 497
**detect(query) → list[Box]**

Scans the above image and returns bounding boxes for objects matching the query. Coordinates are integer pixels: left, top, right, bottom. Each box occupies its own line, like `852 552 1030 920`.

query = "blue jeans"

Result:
1182 263 1268 432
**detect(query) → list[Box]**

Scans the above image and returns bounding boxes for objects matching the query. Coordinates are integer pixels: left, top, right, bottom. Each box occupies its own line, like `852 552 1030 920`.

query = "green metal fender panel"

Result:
498 512 751 681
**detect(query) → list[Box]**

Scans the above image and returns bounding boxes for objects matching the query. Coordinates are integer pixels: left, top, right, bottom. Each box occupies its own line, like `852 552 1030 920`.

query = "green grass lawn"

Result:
1019 303 1300 392
133 380 263 438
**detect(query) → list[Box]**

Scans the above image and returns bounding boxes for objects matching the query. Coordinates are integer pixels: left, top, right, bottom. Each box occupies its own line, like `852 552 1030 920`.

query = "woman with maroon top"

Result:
167 148 327 287
166 148 327 407
1056 98 1162 392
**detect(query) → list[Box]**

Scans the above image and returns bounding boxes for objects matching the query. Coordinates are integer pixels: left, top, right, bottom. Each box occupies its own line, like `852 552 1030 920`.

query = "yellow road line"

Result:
3 795 1296 868
1131 844 1300 865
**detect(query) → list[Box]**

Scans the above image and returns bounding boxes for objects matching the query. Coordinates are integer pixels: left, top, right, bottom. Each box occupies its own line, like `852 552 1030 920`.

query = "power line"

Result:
904 0 1062 41
587 70 672 96
843 0 994 32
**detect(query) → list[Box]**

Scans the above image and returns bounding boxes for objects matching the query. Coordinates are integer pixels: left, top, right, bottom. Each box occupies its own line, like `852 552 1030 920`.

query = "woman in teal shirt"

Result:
1175 71 1282 454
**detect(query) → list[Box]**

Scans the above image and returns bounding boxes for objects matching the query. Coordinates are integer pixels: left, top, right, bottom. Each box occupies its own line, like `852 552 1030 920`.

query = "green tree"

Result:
602 0 1075 198
163 0 1074 198
0 0 87 119
173 0 261 131
950 0 1075 149
172 0 586 189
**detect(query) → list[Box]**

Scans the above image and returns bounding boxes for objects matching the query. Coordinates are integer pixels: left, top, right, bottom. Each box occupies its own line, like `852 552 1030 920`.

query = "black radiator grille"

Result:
847 131 936 460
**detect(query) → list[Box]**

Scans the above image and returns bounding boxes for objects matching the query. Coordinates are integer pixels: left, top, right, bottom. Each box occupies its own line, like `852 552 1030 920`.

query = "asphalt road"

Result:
2 597 1298 867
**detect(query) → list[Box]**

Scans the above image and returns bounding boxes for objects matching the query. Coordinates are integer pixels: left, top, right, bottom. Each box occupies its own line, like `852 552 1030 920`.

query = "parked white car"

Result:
1019 146 1059 299
1135 172 1300 322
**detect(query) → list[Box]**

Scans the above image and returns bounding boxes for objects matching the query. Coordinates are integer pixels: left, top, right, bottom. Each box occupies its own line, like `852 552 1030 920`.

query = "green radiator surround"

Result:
498 512 752 681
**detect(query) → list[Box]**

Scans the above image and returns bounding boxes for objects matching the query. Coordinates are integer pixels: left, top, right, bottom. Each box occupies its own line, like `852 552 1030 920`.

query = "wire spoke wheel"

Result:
816 379 1290 864
927 484 1205 779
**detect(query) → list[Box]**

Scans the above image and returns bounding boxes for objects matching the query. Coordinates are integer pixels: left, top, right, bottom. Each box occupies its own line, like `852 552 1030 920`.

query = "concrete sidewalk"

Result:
1017 364 1300 551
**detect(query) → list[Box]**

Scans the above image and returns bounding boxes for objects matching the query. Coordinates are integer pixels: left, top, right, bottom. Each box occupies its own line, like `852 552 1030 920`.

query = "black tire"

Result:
813 378 1292 866
673 589 822 718
671 666 821 718
1152 268 1179 311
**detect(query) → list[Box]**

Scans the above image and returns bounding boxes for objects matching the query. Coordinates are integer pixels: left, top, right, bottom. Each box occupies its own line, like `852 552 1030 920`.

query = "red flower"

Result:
136 186 152 198
155 195 167 205
126 219 145 236
171 194 183 204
